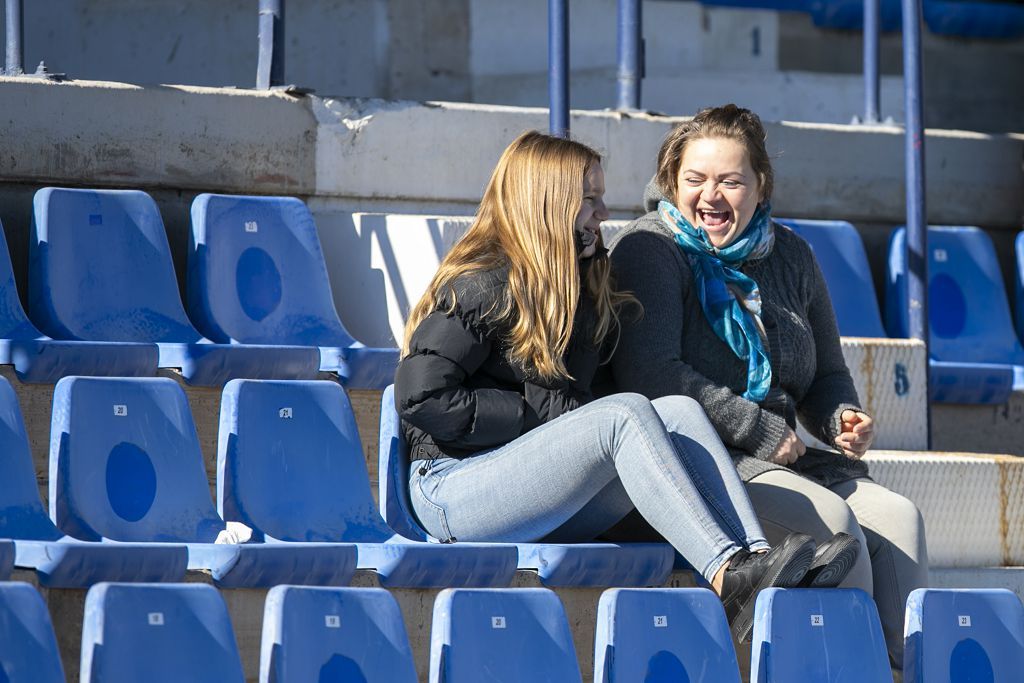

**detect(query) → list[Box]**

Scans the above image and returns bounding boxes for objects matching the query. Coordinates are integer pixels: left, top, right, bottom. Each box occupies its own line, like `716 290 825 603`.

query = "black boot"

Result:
798 532 861 588
720 533 816 643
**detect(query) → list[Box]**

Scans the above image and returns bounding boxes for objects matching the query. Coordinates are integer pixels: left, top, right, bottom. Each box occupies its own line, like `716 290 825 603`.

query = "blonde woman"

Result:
394 131 854 642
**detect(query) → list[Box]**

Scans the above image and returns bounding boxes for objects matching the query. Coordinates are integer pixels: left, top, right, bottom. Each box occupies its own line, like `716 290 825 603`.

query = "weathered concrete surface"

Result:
932 393 1024 456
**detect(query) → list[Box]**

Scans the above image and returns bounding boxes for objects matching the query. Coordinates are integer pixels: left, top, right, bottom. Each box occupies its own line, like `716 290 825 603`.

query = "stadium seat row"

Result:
3 580 1022 682
1 187 396 388
0 374 672 588
782 220 1024 404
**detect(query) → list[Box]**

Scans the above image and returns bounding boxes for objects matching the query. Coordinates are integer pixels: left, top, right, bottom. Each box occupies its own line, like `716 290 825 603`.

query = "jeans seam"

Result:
413 470 455 542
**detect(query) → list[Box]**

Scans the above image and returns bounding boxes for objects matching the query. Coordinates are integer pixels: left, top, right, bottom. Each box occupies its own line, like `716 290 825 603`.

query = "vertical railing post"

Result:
256 0 285 89
4 0 24 76
616 0 643 111
863 0 880 122
548 0 569 138
902 0 930 444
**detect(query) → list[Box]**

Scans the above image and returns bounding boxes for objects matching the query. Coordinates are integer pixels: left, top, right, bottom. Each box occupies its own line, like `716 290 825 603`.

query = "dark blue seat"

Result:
188 193 398 389
886 226 1024 404
378 385 675 587
0 215 158 383
777 218 887 338
924 1 1024 40
594 587 740 683
81 582 244 683
0 375 185 587
260 585 417 683
430 588 582 683
904 588 1024 683
218 379 517 588
1015 231 1024 345
49 376 355 588
751 588 891 682
29 187 320 387
0 582 66 682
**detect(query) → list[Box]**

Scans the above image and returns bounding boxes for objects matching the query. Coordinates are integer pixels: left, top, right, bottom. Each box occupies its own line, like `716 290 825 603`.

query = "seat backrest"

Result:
751 588 892 682
29 187 202 344
777 219 887 337
50 376 224 543
904 588 1024 683
377 385 432 542
430 588 583 683
188 194 353 347
81 582 244 683
0 582 66 682
886 226 1024 364
218 379 393 543
0 376 63 541
0 219 44 341
594 588 740 683
1015 231 1024 344
260 585 416 683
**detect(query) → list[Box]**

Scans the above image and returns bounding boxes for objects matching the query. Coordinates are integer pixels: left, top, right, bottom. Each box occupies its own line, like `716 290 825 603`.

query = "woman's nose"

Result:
700 182 720 202
595 200 609 221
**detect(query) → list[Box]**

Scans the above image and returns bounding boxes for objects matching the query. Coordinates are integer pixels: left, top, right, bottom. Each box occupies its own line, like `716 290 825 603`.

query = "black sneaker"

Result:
720 533 816 643
798 532 860 588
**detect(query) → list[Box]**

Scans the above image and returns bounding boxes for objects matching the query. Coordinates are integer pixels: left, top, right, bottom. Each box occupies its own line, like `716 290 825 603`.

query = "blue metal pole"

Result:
4 0 23 76
902 0 930 444
616 0 643 111
863 0 880 122
257 0 285 89
548 0 569 138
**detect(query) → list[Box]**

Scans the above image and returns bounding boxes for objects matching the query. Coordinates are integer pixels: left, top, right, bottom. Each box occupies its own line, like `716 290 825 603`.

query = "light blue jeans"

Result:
409 393 769 580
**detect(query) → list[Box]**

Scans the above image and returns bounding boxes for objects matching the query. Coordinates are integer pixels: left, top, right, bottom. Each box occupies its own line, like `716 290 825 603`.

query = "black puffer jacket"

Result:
395 265 603 462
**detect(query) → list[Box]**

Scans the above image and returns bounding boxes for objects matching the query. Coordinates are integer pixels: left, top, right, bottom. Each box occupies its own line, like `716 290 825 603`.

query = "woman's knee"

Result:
747 473 862 541
595 392 660 424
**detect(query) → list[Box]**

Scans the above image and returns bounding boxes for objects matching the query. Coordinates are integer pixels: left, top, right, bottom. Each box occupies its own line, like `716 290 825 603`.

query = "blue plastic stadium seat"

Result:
430 588 583 683
1015 232 1024 345
0 375 186 587
378 385 675 587
29 187 320 386
595 587 741 683
0 216 158 383
806 0 903 31
904 588 1024 682
886 226 1024 404
218 379 516 588
188 193 398 389
0 582 66 682
260 585 417 683
778 218 887 338
49 376 355 588
751 588 891 682
81 582 244 683
924 1 1024 40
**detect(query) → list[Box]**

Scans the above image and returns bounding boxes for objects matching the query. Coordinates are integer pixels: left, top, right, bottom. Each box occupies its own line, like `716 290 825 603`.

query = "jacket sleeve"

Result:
395 281 528 450
610 229 790 460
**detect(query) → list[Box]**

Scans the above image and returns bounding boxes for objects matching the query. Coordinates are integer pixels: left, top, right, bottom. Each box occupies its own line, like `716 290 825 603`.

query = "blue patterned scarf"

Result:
658 200 775 401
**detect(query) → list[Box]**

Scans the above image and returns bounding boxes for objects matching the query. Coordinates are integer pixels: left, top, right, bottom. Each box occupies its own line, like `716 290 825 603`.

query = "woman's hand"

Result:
834 409 874 459
768 427 806 465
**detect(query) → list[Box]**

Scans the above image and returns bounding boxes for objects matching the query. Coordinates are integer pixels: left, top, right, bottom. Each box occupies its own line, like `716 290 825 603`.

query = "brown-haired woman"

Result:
609 104 928 668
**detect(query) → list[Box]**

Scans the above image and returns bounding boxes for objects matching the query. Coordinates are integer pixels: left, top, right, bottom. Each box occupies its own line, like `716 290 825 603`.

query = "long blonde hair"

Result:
402 131 636 381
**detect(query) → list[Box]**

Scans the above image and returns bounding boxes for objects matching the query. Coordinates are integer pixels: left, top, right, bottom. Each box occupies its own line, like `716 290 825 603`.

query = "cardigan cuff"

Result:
824 403 863 446
743 408 792 461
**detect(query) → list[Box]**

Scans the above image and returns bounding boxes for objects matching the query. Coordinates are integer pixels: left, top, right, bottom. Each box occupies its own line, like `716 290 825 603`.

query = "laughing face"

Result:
674 137 762 249
575 162 608 259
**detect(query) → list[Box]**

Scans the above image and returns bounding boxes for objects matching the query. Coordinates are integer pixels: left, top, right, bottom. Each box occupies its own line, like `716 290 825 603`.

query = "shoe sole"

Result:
806 535 860 588
731 537 815 643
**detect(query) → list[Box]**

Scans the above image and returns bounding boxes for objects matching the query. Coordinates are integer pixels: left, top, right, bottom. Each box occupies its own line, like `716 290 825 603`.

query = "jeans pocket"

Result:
411 467 457 543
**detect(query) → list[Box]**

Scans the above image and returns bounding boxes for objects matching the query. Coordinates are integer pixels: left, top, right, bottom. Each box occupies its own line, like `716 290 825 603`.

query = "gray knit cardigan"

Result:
609 182 868 485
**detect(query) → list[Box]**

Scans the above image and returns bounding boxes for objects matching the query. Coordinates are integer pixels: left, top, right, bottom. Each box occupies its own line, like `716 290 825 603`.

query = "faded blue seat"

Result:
430 588 582 683
1015 231 1024 345
887 226 1024 404
29 187 320 387
188 193 398 389
81 582 244 683
218 379 516 588
378 385 675 587
905 588 1024 683
0 582 66 682
778 218 887 337
49 376 355 588
0 216 158 383
594 587 740 683
0 375 185 587
751 588 891 682
260 585 417 683
924 1 1024 40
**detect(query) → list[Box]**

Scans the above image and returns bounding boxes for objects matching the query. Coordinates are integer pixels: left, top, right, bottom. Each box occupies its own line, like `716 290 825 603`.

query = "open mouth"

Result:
578 230 598 247
697 209 732 229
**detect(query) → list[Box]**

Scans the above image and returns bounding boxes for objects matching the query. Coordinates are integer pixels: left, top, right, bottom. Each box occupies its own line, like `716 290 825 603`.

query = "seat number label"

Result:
279 407 293 419
148 612 164 626
245 221 258 233
653 615 668 628
811 614 824 627
491 616 506 629
325 615 341 628
113 404 128 416
959 615 971 627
